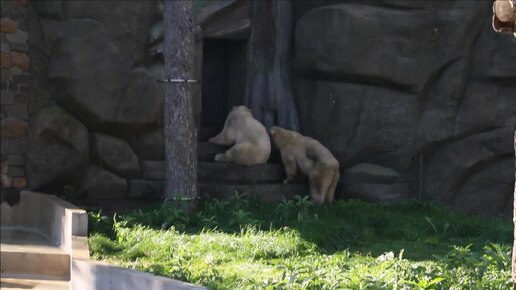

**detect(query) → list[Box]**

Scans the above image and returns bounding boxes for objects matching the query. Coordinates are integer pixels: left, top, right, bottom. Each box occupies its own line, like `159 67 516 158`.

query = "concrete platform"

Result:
1 191 208 290
1 229 70 278
0 274 69 290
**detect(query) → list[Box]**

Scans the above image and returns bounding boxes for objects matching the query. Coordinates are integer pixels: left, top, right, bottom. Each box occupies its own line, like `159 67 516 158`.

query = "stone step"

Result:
197 142 229 162
199 182 309 203
198 162 285 183
124 179 309 205
141 160 286 182
0 229 70 279
0 274 70 290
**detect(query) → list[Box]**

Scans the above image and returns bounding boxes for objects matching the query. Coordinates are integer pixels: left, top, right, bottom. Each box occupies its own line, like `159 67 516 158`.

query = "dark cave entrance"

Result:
200 39 247 129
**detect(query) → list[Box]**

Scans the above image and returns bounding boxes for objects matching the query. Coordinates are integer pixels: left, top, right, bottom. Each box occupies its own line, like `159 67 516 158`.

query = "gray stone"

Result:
48 19 164 136
455 82 515 136
0 139 8 154
63 0 162 63
346 163 401 180
7 104 28 120
296 80 418 171
10 43 29 53
1 92 14 105
128 128 164 161
7 154 24 166
294 3 485 90
198 162 285 183
90 133 140 178
128 179 163 199
453 157 513 217
341 163 409 202
79 165 127 199
140 160 164 180
7 138 26 154
0 41 9 53
32 0 65 19
424 128 514 210
292 2 515 216
134 64 164 82
9 67 26 75
8 166 24 177
0 69 10 82
6 30 28 44
471 20 516 79
14 93 28 105
26 105 89 190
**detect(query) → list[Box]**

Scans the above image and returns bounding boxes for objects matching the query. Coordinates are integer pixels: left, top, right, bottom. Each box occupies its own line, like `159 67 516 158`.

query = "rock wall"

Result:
23 0 515 217
293 1 515 217
26 0 165 199
1 0 30 190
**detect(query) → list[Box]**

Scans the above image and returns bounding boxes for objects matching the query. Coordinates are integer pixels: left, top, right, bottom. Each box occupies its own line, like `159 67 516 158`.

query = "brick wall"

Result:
1 0 30 189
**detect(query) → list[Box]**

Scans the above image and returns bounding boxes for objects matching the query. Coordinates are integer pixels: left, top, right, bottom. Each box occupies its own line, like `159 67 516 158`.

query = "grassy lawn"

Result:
88 193 513 289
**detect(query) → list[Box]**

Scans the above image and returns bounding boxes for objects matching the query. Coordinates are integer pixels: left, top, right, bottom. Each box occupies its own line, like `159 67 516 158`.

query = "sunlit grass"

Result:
88 194 513 289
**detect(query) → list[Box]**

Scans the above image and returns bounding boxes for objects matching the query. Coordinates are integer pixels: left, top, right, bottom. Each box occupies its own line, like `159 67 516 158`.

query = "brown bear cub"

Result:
269 126 340 204
209 106 271 165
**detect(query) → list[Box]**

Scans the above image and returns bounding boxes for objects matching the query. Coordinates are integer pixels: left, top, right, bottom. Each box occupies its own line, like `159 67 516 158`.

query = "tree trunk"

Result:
513 131 516 283
244 0 299 131
163 0 197 214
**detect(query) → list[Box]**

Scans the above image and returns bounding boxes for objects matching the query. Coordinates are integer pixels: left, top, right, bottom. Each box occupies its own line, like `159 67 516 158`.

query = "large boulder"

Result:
341 163 410 202
296 80 418 171
424 128 513 205
78 165 127 199
293 2 515 216
294 2 487 90
90 133 140 178
26 105 89 191
128 128 165 161
452 158 513 217
32 0 162 63
47 19 164 136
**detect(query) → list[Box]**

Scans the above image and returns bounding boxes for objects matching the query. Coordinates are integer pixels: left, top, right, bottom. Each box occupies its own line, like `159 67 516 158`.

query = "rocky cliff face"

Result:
293 1 515 217
25 0 515 217
27 0 164 198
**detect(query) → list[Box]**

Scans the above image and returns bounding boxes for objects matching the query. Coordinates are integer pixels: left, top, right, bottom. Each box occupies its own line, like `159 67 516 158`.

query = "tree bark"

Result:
513 130 516 283
163 0 197 214
244 0 299 131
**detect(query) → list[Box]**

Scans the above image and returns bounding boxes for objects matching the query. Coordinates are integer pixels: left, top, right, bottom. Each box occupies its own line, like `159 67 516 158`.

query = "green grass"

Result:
88 193 513 289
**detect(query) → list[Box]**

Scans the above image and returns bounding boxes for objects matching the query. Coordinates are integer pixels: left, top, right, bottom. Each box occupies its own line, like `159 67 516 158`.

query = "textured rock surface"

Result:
47 19 163 136
90 133 140 178
128 179 163 199
293 1 515 217
79 165 127 199
128 128 165 161
25 0 515 216
343 163 409 202
25 105 89 190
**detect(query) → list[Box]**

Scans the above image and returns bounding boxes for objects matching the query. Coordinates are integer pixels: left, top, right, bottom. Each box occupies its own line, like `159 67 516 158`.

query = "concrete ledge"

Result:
0 191 89 257
71 259 208 290
1 250 70 278
1 191 209 289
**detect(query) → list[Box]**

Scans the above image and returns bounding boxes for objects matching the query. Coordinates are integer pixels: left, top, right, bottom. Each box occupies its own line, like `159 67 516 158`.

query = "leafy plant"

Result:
87 195 513 290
